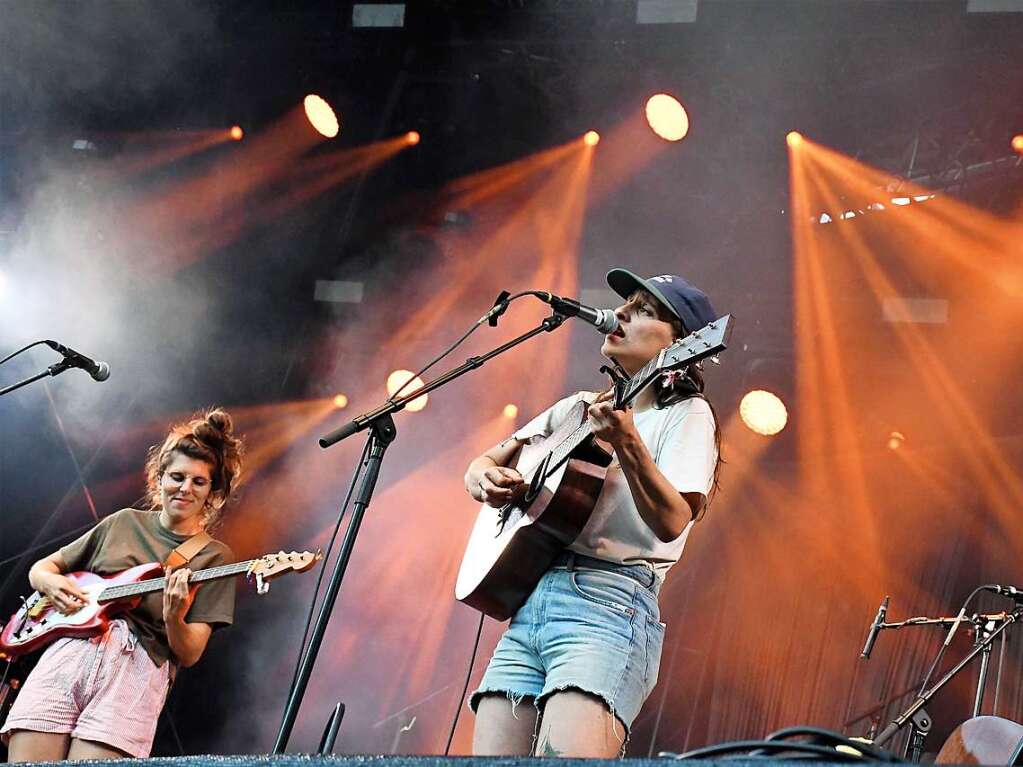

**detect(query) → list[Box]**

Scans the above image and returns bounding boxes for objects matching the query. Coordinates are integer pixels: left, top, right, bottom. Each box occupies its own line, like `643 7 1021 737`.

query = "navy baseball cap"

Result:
606 268 717 334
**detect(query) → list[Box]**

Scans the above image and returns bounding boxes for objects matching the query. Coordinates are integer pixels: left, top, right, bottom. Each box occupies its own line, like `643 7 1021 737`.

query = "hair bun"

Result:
204 408 233 436
144 406 245 530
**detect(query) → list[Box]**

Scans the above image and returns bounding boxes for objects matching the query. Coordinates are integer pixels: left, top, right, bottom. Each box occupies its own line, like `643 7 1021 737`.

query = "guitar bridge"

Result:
26 597 48 621
495 504 512 537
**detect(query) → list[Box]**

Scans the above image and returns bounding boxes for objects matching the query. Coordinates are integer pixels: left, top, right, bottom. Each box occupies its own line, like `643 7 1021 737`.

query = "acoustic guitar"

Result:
936 716 1023 765
455 315 733 620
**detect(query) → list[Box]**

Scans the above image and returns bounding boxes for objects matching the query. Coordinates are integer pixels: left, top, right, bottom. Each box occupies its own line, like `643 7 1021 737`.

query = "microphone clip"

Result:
482 291 511 327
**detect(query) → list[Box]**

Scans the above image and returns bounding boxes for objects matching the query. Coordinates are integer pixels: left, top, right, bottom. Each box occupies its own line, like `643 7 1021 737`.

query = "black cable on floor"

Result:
443 610 486 756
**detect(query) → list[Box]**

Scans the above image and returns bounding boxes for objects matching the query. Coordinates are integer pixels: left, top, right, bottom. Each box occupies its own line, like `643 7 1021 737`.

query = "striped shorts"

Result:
1 619 171 757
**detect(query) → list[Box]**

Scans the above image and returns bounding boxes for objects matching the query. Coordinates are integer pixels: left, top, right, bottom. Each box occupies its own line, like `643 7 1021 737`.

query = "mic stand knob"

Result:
906 708 932 762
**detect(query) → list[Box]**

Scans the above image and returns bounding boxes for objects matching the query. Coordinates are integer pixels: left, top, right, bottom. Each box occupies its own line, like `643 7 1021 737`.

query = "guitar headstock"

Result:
616 315 734 408
248 552 321 580
658 314 734 373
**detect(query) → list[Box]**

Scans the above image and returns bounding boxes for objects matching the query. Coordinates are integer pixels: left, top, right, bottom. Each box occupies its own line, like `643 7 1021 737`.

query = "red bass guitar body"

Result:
0 563 161 658
1 550 321 660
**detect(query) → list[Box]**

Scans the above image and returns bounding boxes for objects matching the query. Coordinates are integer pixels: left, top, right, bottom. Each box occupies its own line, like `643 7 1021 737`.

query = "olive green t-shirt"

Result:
58 508 235 666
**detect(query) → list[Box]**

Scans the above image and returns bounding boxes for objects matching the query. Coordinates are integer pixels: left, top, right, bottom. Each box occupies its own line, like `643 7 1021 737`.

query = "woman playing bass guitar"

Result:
2 408 243 762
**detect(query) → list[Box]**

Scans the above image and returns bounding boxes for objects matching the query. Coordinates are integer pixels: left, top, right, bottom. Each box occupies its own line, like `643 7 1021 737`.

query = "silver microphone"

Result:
45 340 111 382
536 293 619 334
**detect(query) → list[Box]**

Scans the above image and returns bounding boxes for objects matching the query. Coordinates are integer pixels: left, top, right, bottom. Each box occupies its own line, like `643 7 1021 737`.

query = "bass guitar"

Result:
0 550 320 658
455 315 733 620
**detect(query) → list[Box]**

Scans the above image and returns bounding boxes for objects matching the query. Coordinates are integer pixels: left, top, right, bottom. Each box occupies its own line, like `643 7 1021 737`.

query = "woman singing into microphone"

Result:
465 269 722 758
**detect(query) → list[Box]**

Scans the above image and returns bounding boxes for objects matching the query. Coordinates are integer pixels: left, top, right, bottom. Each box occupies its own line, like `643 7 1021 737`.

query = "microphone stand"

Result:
0 359 76 398
272 308 569 753
871 606 1023 757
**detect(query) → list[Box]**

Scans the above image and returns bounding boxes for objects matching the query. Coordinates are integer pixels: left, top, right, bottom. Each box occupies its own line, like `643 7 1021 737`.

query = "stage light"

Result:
304 94 340 138
333 394 349 409
583 131 600 147
229 125 244 141
645 94 690 142
405 131 420 146
502 404 518 419
386 369 428 412
786 131 804 148
1012 135 1023 154
888 431 905 451
739 390 788 436
891 197 911 206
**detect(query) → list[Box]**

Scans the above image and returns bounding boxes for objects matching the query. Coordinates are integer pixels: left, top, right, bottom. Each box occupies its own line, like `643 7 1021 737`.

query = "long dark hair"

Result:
652 312 724 510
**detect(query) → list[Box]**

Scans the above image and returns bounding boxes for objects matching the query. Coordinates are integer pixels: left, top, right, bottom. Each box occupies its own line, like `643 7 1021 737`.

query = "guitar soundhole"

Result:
495 504 523 537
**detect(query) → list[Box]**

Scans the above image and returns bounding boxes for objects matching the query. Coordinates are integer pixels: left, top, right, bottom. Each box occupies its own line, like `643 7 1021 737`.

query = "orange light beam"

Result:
252 134 412 221
795 139 1023 519
125 103 343 275
383 139 592 352
585 103 678 208
790 139 885 593
95 130 233 180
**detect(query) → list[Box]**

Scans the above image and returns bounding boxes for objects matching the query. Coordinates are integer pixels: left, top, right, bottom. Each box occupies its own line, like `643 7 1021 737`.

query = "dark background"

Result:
2 0 1023 759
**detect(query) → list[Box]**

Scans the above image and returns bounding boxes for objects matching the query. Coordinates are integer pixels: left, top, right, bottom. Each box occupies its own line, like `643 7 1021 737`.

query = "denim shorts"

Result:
470 552 665 734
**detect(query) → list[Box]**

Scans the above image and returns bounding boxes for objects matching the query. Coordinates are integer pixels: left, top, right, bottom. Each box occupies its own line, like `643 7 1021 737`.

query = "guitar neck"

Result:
531 315 732 479
97 560 256 603
545 361 660 473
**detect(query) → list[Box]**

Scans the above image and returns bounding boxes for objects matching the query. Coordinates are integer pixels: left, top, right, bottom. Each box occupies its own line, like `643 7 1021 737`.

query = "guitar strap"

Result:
162 531 213 682
163 531 213 571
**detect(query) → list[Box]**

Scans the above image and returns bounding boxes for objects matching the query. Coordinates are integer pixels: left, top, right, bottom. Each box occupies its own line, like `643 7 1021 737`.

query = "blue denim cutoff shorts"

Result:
469 551 666 734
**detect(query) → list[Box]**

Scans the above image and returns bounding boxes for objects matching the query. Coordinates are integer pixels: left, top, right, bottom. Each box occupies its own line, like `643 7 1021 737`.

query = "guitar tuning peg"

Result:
709 356 721 365
255 571 269 595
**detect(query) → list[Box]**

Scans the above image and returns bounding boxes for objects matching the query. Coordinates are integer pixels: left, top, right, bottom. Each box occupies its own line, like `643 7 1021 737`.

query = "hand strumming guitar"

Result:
29 557 87 615
475 466 525 506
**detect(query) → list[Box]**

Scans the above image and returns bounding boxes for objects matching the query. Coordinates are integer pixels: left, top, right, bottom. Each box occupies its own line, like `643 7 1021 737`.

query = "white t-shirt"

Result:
512 391 717 581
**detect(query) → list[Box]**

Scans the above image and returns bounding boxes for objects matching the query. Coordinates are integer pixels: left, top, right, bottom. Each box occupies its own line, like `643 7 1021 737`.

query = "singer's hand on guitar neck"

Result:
162 567 198 623
587 389 638 448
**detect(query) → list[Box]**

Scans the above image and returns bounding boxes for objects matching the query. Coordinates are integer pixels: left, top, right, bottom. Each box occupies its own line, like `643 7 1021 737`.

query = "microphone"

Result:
861 596 889 659
45 340 111 382
985 584 1023 600
536 292 619 334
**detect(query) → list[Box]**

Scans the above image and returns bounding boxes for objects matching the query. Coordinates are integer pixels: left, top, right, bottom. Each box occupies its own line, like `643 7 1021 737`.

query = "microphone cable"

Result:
387 291 535 404
662 725 903 762
915 585 986 697
285 291 529 745
443 610 486 756
283 437 373 713
0 340 50 368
